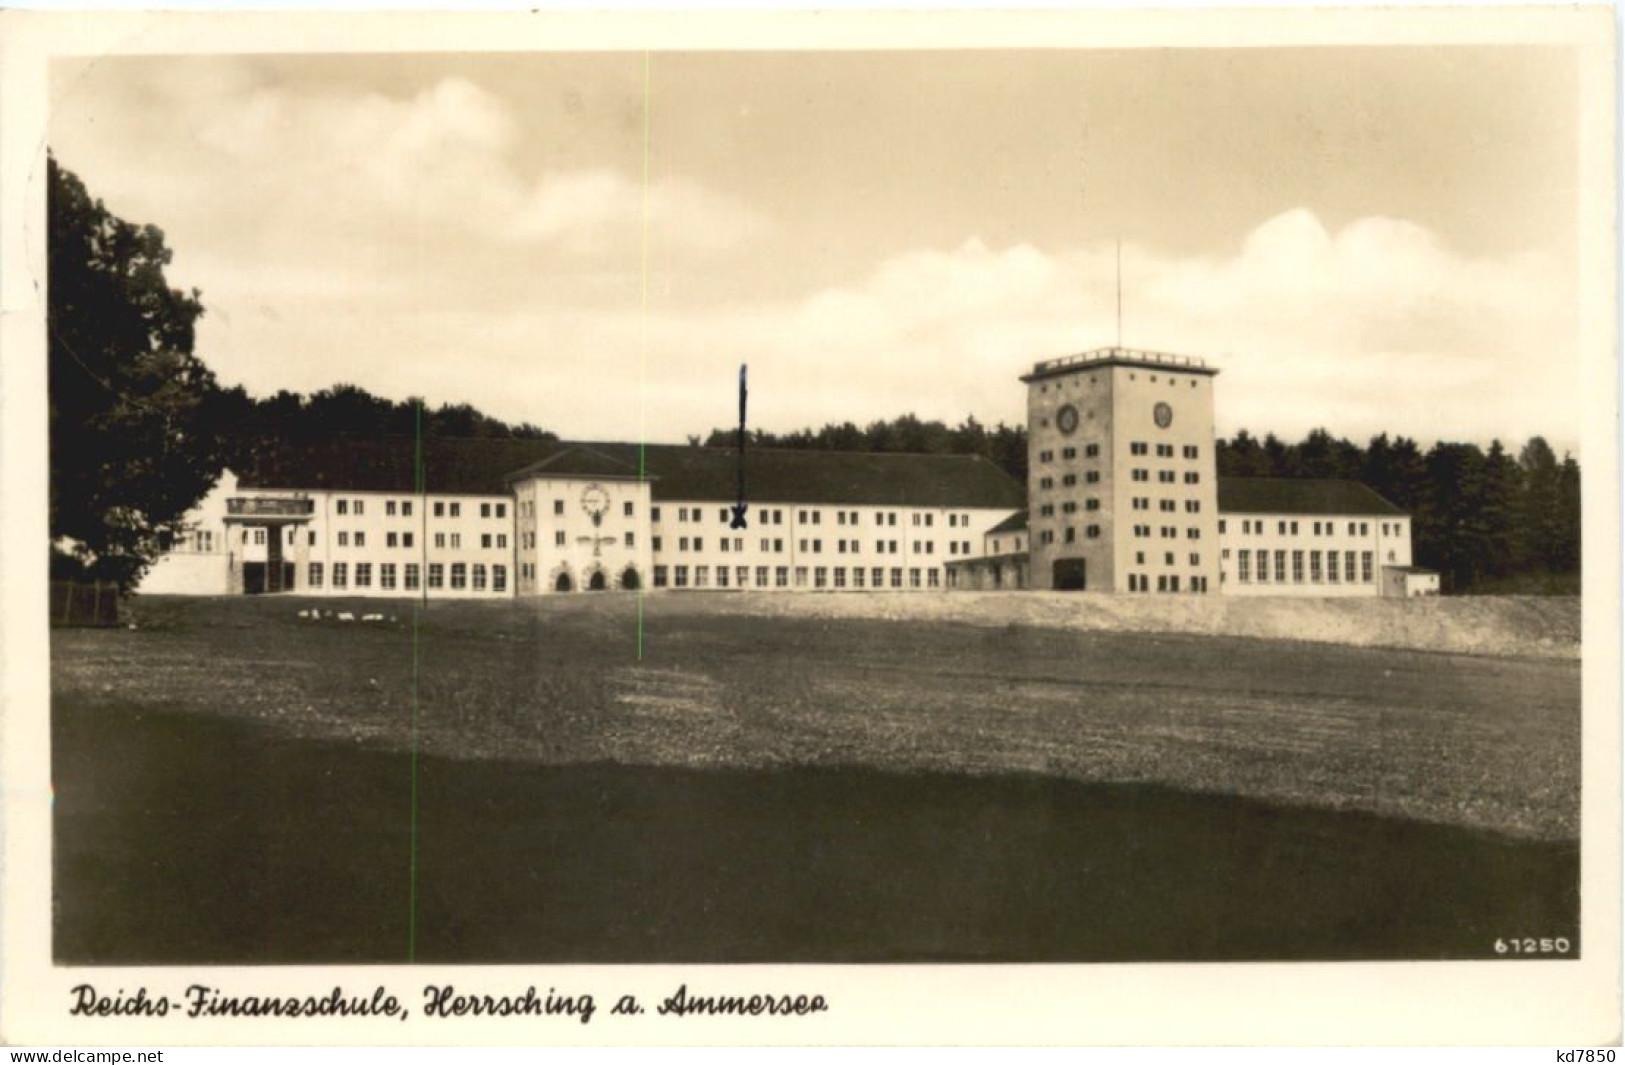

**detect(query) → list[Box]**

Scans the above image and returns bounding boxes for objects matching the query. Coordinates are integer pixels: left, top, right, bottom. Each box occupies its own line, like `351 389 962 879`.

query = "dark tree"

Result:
49 156 225 590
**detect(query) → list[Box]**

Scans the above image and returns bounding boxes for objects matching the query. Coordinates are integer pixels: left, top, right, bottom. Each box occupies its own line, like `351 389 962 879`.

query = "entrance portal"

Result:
620 567 640 591
588 571 607 591
1053 558 1087 591
555 573 574 592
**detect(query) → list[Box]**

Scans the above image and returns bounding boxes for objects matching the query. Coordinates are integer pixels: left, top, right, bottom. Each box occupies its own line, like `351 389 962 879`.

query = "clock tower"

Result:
1020 347 1220 594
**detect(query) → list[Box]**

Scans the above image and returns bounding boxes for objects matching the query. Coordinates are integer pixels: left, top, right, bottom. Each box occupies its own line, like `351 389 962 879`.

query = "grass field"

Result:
51 592 1581 963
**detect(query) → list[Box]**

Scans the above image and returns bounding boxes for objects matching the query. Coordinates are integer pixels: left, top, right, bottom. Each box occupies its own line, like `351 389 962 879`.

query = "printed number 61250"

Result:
1494 937 1571 955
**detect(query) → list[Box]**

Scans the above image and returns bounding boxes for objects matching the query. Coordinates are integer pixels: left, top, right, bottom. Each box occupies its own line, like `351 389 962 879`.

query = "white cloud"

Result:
198 208 1572 453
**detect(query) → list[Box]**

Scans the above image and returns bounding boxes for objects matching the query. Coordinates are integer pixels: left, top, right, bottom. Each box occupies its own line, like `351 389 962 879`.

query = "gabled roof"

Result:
1217 477 1404 517
506 445 644 482
986 510 1029 535
235 435 1026 510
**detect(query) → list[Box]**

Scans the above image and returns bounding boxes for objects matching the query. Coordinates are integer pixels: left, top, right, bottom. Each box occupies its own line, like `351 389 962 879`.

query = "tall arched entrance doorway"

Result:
555 572 574 593
620 567 641 591
588 570 607 591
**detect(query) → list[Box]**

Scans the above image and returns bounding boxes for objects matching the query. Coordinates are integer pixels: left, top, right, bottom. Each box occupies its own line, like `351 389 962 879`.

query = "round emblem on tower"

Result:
1056 403 1080 435
1153 401 1173 429
580 483 610 522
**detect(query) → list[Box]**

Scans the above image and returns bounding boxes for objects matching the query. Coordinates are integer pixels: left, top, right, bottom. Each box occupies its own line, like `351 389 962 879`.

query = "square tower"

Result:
1021 348 1221 593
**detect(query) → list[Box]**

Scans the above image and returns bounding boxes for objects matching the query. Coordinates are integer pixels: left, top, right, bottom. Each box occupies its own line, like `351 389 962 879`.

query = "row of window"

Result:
1036 525 1104 545
1132 551 1203 568
652 565 943 590
520 499 636 519
1225 519 1387 537
1036 372 1199 392
1130 498 1203 513
1129 470 1200 484
653 536 947 556
522 530 637 549
1230 549 1374 584
1126 574 1211 593
1128 525 1202 540
653 506 969 528
1036 444 1102 463
306 561 507 592
332 499 510 520
1038 472 1102 489
1127 443 1201 459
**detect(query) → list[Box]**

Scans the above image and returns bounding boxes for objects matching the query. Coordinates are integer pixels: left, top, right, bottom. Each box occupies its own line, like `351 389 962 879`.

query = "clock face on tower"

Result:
1153 401 1174 429
580 484 610 522
1056 404 1080 435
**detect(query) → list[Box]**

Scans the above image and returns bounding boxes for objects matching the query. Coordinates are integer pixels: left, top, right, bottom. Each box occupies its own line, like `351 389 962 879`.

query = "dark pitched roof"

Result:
506 445 644 482
1217 477 1404 517
986 510 1028 535
236 436 1026 510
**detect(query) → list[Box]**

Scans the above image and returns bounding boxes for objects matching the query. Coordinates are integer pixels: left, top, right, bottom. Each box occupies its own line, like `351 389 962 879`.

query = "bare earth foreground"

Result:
52 592 1580 963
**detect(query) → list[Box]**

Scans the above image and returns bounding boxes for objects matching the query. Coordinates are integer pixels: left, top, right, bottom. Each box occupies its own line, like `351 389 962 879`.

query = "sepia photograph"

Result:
2 6 1618 1047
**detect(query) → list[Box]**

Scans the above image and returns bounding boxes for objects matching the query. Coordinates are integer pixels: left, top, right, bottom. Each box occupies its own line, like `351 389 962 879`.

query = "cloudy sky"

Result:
48 47 1580 451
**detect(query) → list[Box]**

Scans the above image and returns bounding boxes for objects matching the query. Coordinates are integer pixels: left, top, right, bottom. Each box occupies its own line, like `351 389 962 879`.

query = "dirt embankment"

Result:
626 591 1581 659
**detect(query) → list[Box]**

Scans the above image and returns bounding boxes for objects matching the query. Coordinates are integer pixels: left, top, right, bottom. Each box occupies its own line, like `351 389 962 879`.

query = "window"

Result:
1158 471 1175 484
494 565 507 593
1183 445 1199 459
434 502 445 517
337 500 349 515
497 503 507 519
1064 528 1075 544
717 567 730 588
891 568 904 588
1293 550 1305 582
1327 551 1341 583
653 536 663 552
1086 525 1101 539
720 508 730 523
654 566 669 587
736 566 749 588
307 530 315 547
386 500 397 517
625 501 635 518
481 503 491 519
722 538 731 553
449 533 459 549
1238 551 1251 582
625 532 635 548
1346 553 1357 583
1257 549 1270 582
497 534 507 549
309 562 323 588
757 566 769 587
871 567 884 587
1361 551 1373 582
333 563 348 589
1275 550 1286 583
480 534 491 549
1156 443 1173 457
1218 519 1227 535
795 567 809 588
380 564 397 590
1131 442 1148 455
555 531 565 547
449 503 460 518
1190 553 1201 567
354 563 372 588
675 566 689 588
815 567 827 589
355 500 365 516
405 564 420 590
429 564 444 589
337 532 349 547
451 563 467 590
403 501 413 518
1311 552 1323 583
355 532 366 548
928 569 940 588
404 533 414 549
435 533 446 549
473 564 487 591
1132 469 1149 482
652 506 662 522
1184 472 1199 484
554 500 564 516
694 538 704 552
776 567 789 588
909 568 922 588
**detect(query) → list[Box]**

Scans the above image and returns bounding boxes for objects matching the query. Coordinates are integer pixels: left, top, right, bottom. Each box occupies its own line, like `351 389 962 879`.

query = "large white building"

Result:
141 348 1438 599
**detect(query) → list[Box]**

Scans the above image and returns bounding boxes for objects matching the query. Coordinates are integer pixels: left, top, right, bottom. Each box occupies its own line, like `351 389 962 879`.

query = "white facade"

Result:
1217 514 1414 597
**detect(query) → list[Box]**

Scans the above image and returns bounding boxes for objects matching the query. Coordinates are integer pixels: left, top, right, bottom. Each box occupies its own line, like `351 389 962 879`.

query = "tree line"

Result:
49 154 1580 594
